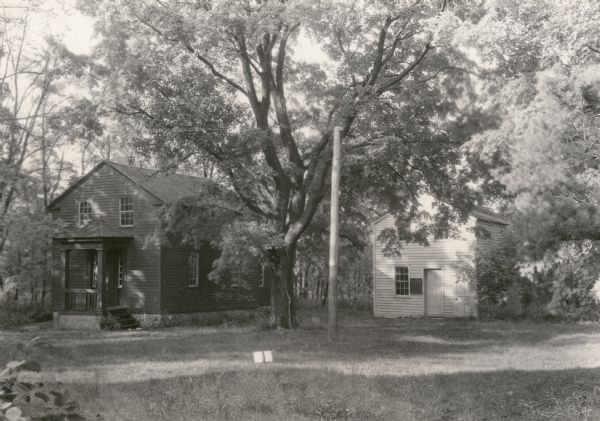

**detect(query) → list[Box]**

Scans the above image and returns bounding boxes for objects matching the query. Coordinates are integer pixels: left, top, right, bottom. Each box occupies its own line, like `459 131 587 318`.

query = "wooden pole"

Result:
328 127 342 341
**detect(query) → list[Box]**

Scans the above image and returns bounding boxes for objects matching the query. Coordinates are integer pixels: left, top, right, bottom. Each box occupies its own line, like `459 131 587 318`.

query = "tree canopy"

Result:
76 0 528 327
463 0 600 315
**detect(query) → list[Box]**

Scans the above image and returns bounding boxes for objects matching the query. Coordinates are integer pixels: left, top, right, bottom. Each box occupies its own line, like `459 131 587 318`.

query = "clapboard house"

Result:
372 209 509 318
48 160 271 328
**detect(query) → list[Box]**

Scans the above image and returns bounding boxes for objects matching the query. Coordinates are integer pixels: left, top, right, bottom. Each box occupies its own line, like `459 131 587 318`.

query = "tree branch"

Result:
586 44 600 54
181 39 249 97
377 42 432 94
227 168 278 219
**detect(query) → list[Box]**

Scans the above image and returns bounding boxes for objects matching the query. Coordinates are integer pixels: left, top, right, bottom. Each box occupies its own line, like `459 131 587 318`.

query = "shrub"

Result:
0 337 87 420
0 303 51 329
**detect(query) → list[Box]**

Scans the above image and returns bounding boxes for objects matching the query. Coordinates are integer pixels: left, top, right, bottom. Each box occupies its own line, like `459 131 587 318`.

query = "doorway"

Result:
105 250 124 308
424 269 443 316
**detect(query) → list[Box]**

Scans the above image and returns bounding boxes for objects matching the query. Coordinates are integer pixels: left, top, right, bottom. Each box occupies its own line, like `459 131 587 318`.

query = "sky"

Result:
1 0 330 175
62 9 95 55
0 0 94 54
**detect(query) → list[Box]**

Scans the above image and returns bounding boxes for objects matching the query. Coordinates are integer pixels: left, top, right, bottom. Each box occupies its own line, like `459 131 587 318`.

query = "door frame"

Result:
105 249 125 308
423 267 444 316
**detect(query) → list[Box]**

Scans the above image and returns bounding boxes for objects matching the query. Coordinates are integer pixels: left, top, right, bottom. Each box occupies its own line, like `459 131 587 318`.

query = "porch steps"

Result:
100 306 140 330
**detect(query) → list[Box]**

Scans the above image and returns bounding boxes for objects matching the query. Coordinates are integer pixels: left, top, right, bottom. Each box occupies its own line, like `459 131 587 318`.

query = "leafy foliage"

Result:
461 0 600 318
0 3 92 310
0 338 86 421
78 0 498 326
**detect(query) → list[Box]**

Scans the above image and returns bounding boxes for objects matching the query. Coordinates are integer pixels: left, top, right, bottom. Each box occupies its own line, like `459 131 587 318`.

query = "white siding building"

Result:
371 209 509 318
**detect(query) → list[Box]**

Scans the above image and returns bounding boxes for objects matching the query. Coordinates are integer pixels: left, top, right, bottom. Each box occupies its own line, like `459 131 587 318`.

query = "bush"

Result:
0 302 51 329
0 337 88 420
254 307 272 331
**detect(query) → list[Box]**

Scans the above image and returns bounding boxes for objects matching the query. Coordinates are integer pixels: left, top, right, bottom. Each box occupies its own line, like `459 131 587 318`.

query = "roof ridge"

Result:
371 207 510 226
48 160 213 210
103 160 208 180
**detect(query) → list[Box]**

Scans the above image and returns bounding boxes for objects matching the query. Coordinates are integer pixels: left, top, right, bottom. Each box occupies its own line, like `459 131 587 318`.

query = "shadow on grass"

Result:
36 317 600 369
70 366 600 421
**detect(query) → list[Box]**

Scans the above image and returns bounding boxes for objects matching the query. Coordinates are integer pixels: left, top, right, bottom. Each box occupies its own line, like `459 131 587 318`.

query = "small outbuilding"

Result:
371 209 509 318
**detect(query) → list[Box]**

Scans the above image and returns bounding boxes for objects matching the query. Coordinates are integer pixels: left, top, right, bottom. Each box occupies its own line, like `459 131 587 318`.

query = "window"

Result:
119 197 134 226
258 264 265 288
395 266 409 295
410 278 423 295
117 252 124 289
188 251 199 287
79 200 92 227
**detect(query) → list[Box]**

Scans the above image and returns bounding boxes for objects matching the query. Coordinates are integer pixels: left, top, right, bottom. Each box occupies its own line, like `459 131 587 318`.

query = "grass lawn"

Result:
2 310 600 420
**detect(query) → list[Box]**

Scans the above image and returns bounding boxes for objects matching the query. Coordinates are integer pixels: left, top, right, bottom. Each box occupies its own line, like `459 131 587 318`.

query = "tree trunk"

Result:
321 281 328 309
315 270 321 304
41 250 48 310
269 245 297 328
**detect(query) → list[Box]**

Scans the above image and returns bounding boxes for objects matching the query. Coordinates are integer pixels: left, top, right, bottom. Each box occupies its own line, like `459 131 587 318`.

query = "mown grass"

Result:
1 310 600 420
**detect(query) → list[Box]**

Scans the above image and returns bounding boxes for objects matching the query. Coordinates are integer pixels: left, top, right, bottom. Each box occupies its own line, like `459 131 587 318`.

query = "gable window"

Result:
395 266 410 296
117 252 124 289
119 197 134 226
259 264 265 288
188 251 199 287
79 200 92 227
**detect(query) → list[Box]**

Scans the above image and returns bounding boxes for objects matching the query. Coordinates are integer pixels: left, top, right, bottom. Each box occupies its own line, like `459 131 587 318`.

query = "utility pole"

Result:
328 126 342 341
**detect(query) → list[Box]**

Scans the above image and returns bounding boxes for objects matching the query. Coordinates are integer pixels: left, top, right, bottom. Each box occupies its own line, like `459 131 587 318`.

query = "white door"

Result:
425 269 443 316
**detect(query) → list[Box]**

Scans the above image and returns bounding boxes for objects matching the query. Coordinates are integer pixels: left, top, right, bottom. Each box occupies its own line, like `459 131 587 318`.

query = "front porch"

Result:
53 221 132 314
64 288 98 313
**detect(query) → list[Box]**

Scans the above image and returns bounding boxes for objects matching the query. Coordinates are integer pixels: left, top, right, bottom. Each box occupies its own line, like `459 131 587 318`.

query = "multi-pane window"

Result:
79 200 92 227
117 252 124 289
188 251 199 287
395 266 410 295
119 197 134 226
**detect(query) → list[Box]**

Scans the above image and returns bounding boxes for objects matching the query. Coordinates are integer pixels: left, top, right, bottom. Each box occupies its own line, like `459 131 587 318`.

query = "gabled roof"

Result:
54 220 133 240
48 160 211 209
371 207 510 226
106 161 212 203
470 207 510 225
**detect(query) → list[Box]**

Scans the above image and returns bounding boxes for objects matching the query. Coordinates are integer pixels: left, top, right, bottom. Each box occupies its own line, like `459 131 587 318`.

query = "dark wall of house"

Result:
160 243 260 313
68 250 91 289
50 164 162 313
475 220 510 258
257 266 272 307
475 219 521 314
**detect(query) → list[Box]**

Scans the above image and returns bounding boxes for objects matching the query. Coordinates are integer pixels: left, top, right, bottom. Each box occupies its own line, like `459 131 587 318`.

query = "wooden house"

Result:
48 160 271 328
371 209 509 318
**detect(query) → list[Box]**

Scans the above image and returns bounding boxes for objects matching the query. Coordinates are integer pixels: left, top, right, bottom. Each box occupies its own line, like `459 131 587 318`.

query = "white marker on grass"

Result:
253 351 273 363
253 351 264 363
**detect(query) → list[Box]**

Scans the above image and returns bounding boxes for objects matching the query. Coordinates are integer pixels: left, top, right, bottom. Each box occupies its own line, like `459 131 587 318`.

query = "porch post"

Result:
65 249 70 290
97 247 106 310
54 247 68 311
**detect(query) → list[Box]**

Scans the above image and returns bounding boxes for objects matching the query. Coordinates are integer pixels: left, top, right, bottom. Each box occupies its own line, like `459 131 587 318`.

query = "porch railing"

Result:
64 288 97 312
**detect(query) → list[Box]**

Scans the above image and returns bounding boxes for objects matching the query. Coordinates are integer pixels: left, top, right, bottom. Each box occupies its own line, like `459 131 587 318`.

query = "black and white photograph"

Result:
1 0 599 419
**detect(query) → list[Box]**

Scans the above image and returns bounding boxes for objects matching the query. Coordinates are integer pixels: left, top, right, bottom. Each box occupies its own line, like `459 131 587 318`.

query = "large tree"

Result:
464 0 600 314
80 0 490 327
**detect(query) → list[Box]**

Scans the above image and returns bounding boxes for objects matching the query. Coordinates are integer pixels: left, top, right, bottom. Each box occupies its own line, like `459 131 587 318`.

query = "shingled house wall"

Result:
48 163 163 314
49 160 267 323
475 219 522 315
